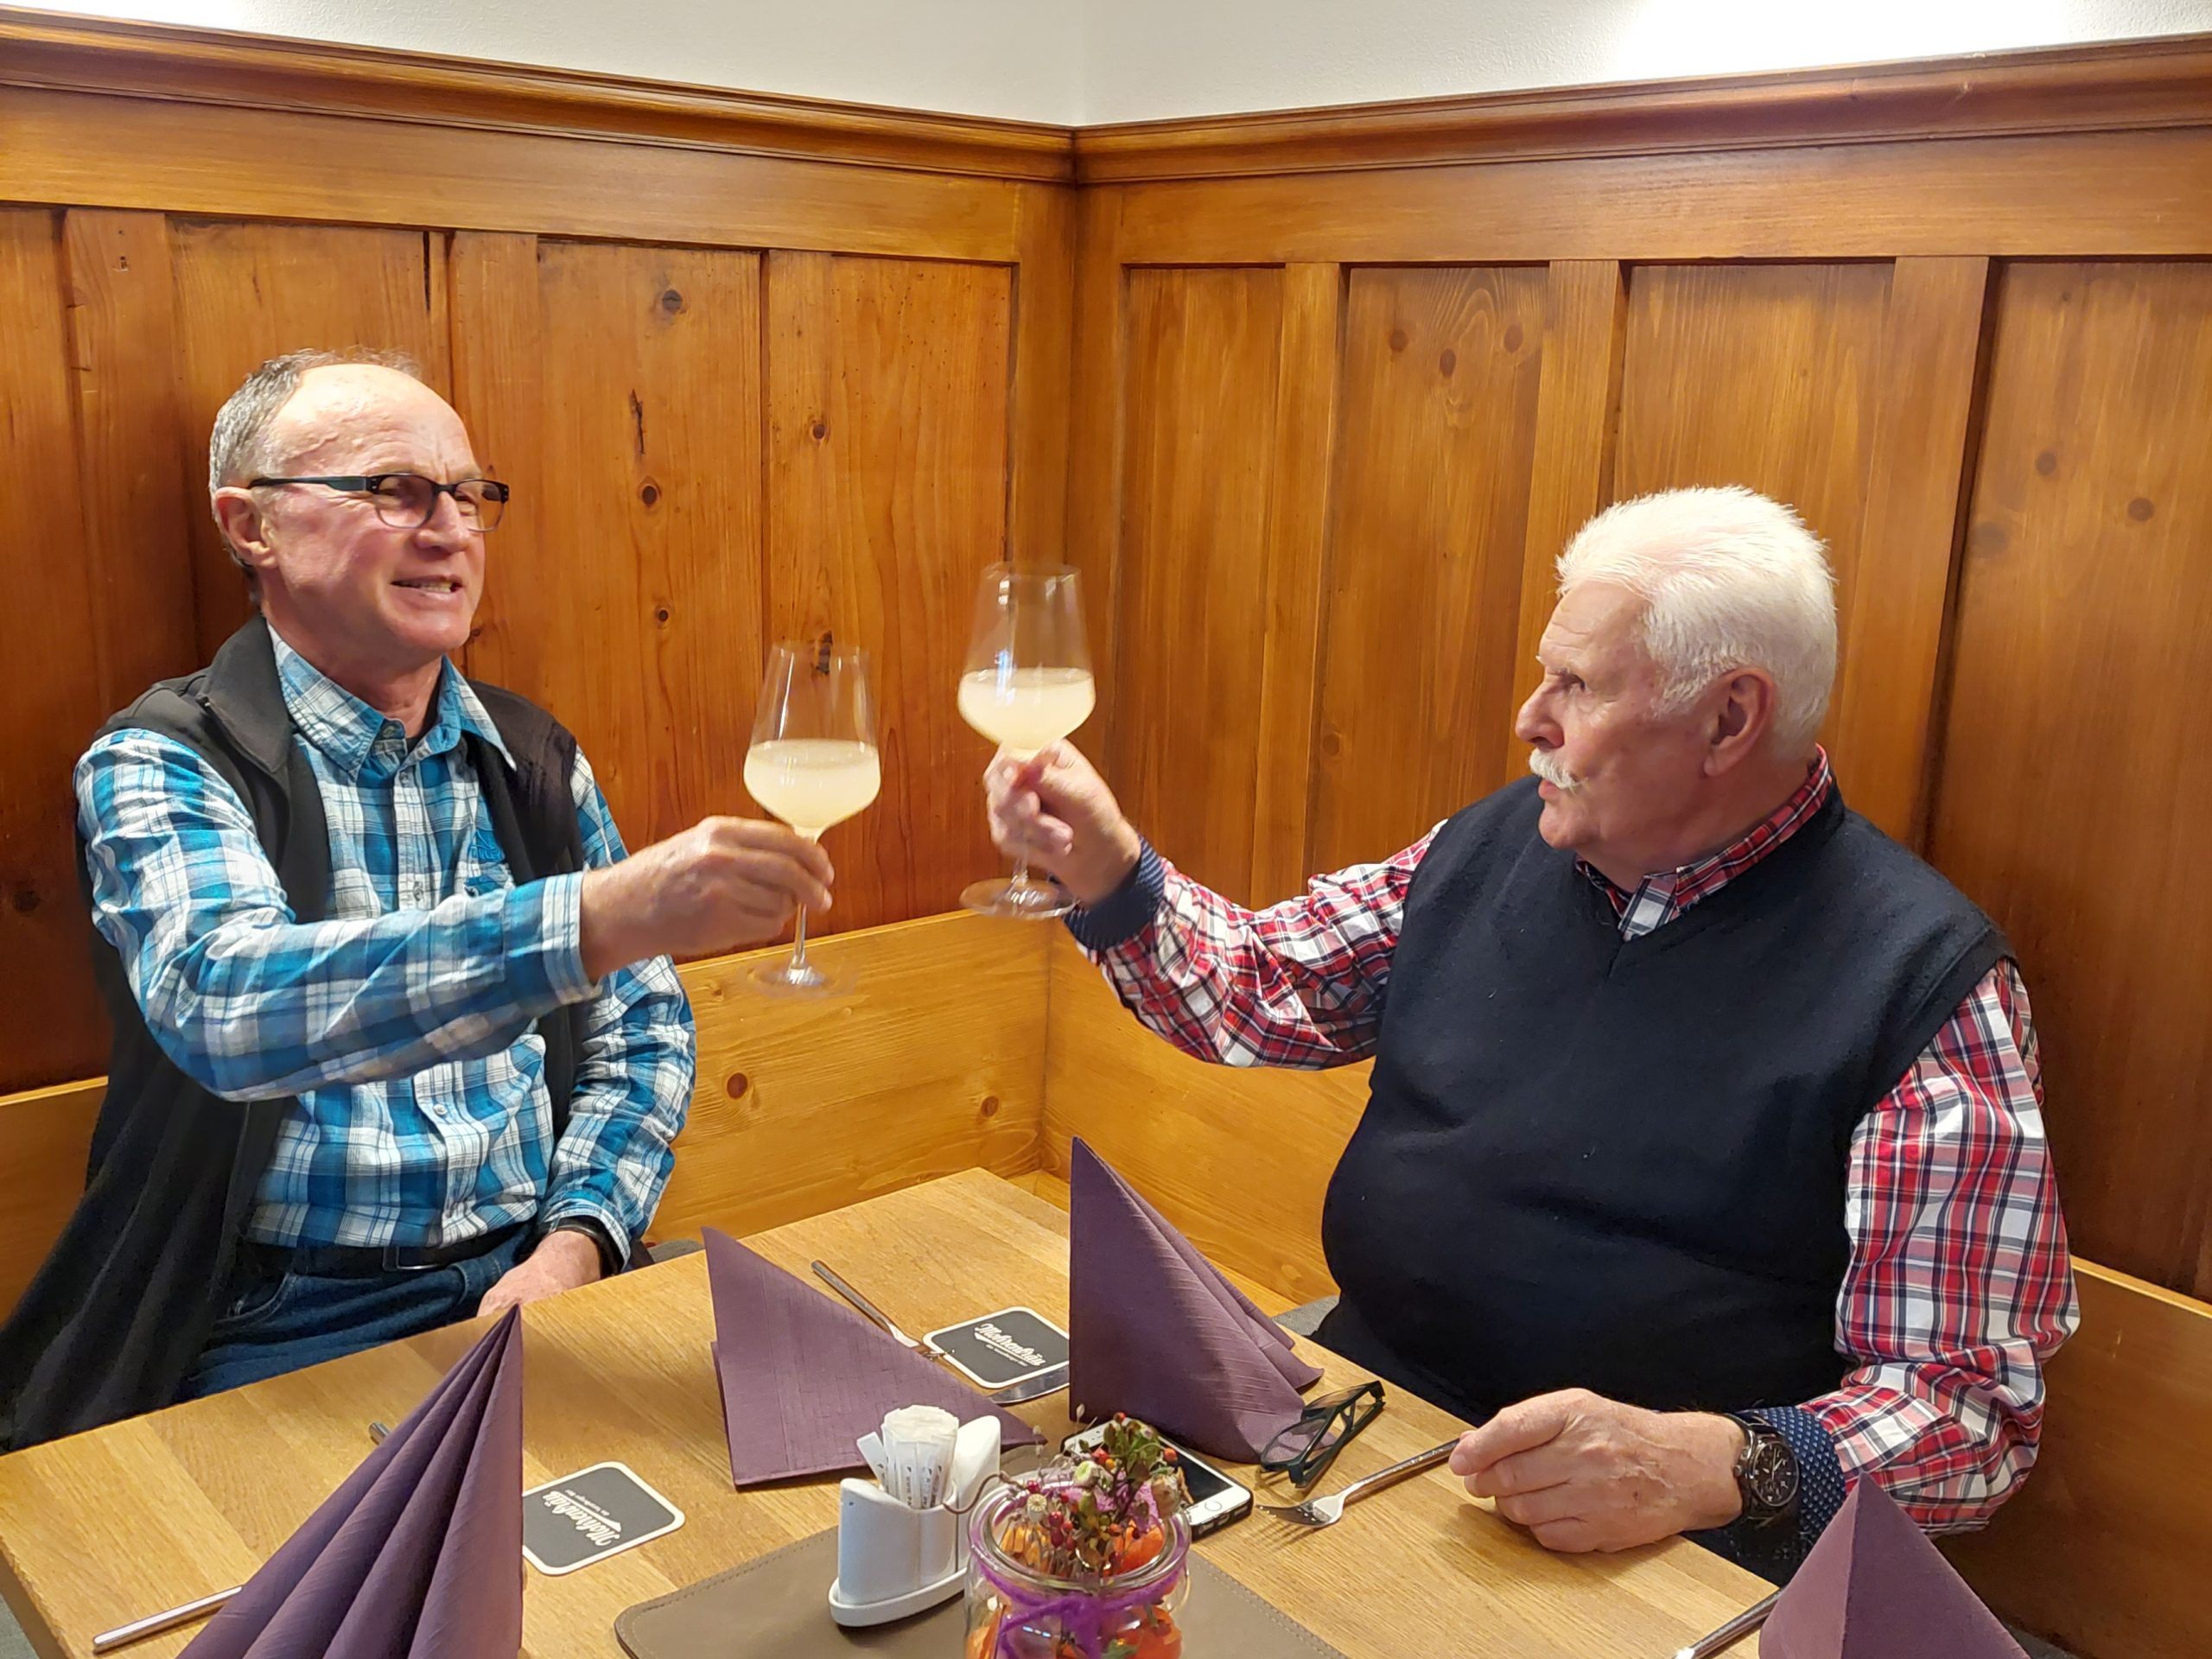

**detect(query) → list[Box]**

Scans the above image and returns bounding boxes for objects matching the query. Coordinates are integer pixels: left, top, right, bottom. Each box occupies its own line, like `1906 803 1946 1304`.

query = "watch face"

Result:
1746 1436 1799 1510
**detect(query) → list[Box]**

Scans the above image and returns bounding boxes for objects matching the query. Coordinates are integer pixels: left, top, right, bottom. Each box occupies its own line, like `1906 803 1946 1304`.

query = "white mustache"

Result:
1528 749 1582 791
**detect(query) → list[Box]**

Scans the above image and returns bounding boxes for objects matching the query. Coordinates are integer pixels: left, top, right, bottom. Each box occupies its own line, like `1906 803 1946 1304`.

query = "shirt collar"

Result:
1579 748 1834 919
269 625 513 779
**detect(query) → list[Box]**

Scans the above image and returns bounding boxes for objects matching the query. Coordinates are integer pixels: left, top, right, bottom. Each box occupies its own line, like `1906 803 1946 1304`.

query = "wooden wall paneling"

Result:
58 208 199 714
1110 265 1287 903
446 231 543 693
0 207 106 1095
519 239 763 854
1105 130 2212 266
1503 259 1626 772
0 1079 104 1321
2 89 1026 264
1611 260 1893 756
764 251 1015 931
1061 188 1127 763
1247 262 1343 903
1306 264 1550 876
1927 261 2212 1297
1007 184 1077 565
1828 256 1994 843
168 218 449 659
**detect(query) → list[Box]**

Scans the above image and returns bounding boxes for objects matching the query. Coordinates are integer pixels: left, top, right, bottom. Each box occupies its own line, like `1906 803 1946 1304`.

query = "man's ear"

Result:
212 487 278 579
1703 670 1777 776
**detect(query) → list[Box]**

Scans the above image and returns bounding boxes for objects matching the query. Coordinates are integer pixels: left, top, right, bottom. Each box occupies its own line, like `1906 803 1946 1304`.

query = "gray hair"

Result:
207 347 422 569
1555 486 1838 752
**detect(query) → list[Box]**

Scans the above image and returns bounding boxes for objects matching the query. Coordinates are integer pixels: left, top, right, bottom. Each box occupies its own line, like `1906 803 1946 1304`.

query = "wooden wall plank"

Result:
1060 188 1126 764
1503 259 1626 772
518 239 764 853
1306 264 1549 876
1927 261 2212 1296
1247 262 1343 904
2 88 1024 263
168 219 448 659
1829 256 1994 843
1611 260 1893 760
1110 266 1286 902
1007 184 1077 565
765 251 1014 931
0 207 105 1095
1106 129 2212 264
59 208 199 714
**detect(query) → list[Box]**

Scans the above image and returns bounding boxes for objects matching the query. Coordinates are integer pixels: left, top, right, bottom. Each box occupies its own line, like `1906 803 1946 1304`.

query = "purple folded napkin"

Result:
704 1228 1039 1488
181 1307 524 1659
1762 1478 2028 1659
1065 1137 1319 1461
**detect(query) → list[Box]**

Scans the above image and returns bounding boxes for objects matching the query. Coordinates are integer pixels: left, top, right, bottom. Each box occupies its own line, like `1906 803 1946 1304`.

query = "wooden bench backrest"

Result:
0 911 1046 1321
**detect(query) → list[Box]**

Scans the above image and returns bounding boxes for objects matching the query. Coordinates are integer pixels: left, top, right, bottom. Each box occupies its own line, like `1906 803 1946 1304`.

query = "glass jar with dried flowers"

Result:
964 1414 1193 1659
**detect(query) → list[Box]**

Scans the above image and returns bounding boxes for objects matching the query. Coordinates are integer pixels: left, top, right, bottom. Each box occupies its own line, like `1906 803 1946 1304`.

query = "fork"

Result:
1260 1438 1459 1528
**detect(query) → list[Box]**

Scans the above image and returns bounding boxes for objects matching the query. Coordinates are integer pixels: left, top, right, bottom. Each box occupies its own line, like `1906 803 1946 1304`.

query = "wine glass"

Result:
744 639 880 995
957 563 1095 919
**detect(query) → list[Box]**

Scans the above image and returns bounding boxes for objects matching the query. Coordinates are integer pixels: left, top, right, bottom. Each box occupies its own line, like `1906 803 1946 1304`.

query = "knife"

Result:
810 1260 1068 1406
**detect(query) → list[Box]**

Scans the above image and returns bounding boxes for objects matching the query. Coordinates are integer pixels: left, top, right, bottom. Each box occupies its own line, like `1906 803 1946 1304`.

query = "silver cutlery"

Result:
1671 1590 1780 1658
810 1261 1068 1406
1260 1437 1458 1529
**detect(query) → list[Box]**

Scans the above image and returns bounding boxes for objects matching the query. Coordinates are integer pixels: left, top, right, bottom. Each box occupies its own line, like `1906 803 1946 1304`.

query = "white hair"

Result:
1555 486 1837 752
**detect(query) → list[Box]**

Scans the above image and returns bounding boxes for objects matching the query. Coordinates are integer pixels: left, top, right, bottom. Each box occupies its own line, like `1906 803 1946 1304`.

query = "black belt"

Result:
241 1221 528 1279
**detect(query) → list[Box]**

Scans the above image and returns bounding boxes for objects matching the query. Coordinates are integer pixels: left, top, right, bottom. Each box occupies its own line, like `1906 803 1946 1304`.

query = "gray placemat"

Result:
616 1523 1348 1657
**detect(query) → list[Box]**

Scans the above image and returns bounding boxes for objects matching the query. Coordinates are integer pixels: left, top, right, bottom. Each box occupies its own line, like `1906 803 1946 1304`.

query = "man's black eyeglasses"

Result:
1259 1380 1385 1489
249 474 511 532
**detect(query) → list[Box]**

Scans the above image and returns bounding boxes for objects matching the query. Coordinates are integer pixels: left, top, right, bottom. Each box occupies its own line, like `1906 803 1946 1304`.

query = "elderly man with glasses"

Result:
985 486 2077 1582
0 349 834 1449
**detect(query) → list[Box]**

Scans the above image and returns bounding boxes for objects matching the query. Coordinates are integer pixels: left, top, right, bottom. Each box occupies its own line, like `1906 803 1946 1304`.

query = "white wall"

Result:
45 0 2212 124
48 0 1086 123
1080 0 2212 123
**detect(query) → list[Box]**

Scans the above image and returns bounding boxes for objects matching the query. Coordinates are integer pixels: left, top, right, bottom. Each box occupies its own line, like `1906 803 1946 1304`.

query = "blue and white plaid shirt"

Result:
73 629 695 1261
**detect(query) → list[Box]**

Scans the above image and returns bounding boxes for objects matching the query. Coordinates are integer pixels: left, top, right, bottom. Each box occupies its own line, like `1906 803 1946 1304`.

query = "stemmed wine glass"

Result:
957 563 1095 919
744 639 880 995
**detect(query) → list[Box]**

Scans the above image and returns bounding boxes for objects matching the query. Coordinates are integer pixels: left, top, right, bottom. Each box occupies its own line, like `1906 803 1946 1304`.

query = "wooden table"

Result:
0 1171 1770 1657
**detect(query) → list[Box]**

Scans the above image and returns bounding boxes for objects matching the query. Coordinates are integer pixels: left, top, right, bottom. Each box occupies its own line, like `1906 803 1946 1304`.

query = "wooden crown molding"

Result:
0 5 1077 181
1076 34 2212 182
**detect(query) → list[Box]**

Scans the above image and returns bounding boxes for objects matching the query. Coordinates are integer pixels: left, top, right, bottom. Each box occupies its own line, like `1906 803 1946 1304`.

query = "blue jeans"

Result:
180 1230 530 1402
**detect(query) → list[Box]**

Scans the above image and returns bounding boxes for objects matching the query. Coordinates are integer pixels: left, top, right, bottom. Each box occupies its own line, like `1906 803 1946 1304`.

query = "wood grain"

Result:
0 207 107 1103
1306 264 1549 876
168 218 448 659
0 1077 103 1330
58 208 200 715
514 239 764 853
1058 188 1127 764
1828 256 1993 843
1927 261 2212 1296
1503 259 1626 772
765 251 1015 932
1109 267 1287 903
1007 184 1078 566
1076 33 2212 181
1042 931 1365 1304
1947 1262 2212 1659
1611 261 1893 758
1246 263 1343 905
2 87 1025 264
0 1170 1772 1659
0 5 1072 182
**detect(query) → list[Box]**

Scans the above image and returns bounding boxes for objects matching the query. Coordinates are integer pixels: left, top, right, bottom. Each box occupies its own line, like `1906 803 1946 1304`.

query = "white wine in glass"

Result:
746 639 880 995
958 563 1094 919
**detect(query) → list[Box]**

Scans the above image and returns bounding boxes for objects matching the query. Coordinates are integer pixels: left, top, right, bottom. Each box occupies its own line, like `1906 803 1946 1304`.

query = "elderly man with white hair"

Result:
985 486 2077 1580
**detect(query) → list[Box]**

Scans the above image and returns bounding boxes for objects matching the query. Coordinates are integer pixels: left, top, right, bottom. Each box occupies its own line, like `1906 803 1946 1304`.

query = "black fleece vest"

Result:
0 617 588 1449
1316 776 2006 1423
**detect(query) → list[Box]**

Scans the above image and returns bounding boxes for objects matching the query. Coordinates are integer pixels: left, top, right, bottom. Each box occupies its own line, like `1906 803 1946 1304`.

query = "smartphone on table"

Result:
1059 1423 1254 1538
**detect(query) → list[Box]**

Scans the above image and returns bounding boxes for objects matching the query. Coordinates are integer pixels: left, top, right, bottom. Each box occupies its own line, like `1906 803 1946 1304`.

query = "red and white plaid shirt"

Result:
1077 751 2078 1534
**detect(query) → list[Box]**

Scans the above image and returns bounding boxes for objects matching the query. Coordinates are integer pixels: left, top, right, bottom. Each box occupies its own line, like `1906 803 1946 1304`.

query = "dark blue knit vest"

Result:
1316 776 2005 1422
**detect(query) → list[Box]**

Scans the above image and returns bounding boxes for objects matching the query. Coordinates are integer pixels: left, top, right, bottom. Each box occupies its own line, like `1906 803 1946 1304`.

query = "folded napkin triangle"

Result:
705 1228 1039 1487
181 1306 524 1659
1762 1478 2027 1659
1065 1137 1319 1461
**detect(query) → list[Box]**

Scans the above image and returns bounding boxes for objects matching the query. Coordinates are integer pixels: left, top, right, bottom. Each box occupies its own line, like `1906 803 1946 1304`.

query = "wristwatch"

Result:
1725 1413 1801 1528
